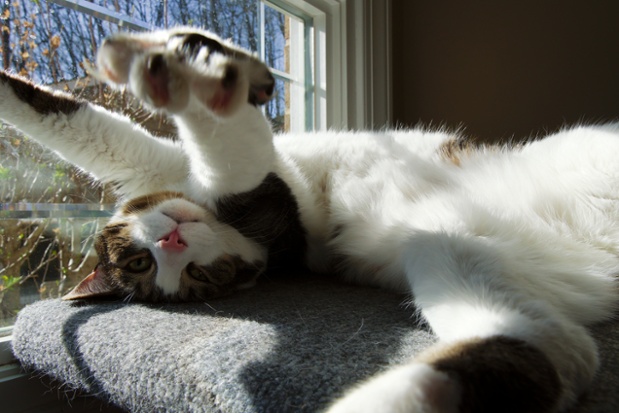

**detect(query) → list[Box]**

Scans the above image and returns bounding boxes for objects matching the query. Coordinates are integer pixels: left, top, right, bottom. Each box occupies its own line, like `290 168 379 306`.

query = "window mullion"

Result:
46 0 150 31
258 1 266 61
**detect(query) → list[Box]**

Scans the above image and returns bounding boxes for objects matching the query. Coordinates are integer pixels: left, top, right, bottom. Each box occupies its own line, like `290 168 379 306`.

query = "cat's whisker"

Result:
123 291 136 303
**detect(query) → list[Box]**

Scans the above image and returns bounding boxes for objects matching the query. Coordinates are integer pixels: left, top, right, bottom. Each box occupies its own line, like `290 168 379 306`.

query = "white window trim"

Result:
284 0 392 130
0 0 393 404
48 0 151 30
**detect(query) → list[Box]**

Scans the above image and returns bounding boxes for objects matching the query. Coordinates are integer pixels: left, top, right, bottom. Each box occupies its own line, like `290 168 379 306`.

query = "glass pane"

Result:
264 4 288 74
263 4 307 132
0 206 113 333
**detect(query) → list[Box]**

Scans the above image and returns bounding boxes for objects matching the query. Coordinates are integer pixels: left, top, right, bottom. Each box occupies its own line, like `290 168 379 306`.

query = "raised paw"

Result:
327 335 566 413
95 28 275 116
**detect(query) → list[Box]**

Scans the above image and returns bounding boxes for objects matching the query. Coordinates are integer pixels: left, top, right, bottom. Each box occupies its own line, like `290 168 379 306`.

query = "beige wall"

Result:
392 1 619 142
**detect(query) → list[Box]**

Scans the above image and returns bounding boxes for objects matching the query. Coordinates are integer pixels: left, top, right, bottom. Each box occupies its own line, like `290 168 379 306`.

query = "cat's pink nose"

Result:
158 229 187 252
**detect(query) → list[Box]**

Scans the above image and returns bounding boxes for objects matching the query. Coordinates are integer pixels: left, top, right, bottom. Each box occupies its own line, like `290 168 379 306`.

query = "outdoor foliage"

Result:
1 0 288 123
0 0 290 325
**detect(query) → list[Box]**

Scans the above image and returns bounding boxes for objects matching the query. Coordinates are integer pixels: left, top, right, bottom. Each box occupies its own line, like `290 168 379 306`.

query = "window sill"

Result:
0 334 27 394
0 335 123 412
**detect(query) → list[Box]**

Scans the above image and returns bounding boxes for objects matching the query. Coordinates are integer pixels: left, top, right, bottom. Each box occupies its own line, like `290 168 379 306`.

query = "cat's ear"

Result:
62 265 119 300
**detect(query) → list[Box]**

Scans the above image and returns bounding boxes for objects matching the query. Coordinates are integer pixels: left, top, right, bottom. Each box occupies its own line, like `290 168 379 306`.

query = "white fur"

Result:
176 103 275 205
326 363 461 413
0 83 189 199
2 28 619 412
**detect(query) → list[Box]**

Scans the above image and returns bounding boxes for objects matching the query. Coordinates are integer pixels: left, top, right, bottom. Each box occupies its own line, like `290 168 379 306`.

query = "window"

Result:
0 0 317 336
0 0 392 390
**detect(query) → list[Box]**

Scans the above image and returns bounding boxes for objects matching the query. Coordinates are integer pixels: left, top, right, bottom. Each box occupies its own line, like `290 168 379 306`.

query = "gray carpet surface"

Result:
11 273 619 412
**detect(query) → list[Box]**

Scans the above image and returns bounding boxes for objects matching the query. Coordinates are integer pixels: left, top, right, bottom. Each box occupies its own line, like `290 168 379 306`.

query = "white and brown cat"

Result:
2 27 619 413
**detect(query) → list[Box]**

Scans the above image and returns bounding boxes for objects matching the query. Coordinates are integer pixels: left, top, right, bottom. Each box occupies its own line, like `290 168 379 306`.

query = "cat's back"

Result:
275 123 619 234
274 123 619 203
452 124 619 204
274 128 462 178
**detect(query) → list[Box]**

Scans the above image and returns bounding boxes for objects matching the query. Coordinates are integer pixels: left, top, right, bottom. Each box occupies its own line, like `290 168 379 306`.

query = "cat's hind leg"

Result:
327 231 602 413
327 308 581 413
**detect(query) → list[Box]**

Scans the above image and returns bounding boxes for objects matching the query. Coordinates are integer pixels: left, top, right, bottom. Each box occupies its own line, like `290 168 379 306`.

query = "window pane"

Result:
264 4 287 74
264 3 288 132
0 207 113 331
263 3 308 132
2 0 303 125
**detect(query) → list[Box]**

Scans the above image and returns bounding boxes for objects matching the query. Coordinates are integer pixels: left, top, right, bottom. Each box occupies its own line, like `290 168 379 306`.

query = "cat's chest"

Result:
295 152 458 277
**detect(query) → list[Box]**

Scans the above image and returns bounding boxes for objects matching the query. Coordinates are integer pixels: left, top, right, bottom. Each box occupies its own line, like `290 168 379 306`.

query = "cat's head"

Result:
95 27 275 115
63 192 266 302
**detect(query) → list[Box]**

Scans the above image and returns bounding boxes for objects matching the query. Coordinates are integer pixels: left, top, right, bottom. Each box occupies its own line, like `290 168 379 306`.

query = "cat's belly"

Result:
294 150 458 289
315 160 619 295
318 179 430 290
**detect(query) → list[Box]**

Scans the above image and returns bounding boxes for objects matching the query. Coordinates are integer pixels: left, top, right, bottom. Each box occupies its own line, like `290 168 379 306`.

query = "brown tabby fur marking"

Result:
0 71 83 115
417 336 561 413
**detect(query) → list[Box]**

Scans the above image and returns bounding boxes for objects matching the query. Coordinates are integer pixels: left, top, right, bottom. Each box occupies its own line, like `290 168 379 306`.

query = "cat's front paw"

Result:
326 364 460 413
95 28 274 116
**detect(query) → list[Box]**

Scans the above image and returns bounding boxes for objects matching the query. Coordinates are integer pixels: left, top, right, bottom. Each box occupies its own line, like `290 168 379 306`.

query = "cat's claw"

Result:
95 37 135 85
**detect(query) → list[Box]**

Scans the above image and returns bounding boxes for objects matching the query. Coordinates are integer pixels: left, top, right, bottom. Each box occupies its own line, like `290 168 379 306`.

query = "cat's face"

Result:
64 192 266 302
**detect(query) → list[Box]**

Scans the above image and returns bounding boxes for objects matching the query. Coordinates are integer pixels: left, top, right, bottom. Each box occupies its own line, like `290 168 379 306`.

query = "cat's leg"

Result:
95 29 278 199
327 331 571 413
94 30 307 264
0 71 188 199
328 232 601 413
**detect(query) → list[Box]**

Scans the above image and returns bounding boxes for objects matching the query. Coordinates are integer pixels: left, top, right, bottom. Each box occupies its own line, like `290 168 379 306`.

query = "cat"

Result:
2 27 619 413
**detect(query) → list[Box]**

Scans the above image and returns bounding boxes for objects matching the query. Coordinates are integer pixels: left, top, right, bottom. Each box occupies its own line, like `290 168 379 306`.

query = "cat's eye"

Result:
187 264 209 282
125 256 153 273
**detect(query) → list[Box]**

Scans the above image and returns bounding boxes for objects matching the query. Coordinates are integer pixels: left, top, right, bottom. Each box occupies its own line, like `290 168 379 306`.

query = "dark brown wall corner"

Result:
392 1 619 142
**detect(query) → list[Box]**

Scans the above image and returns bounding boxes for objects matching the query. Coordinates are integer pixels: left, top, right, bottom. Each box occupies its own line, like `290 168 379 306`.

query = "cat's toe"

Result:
326 363 460 413
191 59 248 117
96 36 137 85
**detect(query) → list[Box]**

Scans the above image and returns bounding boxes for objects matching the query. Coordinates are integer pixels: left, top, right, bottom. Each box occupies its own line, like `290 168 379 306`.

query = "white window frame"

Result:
281 0 392 130
260 1 315 132
0 0 393 407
